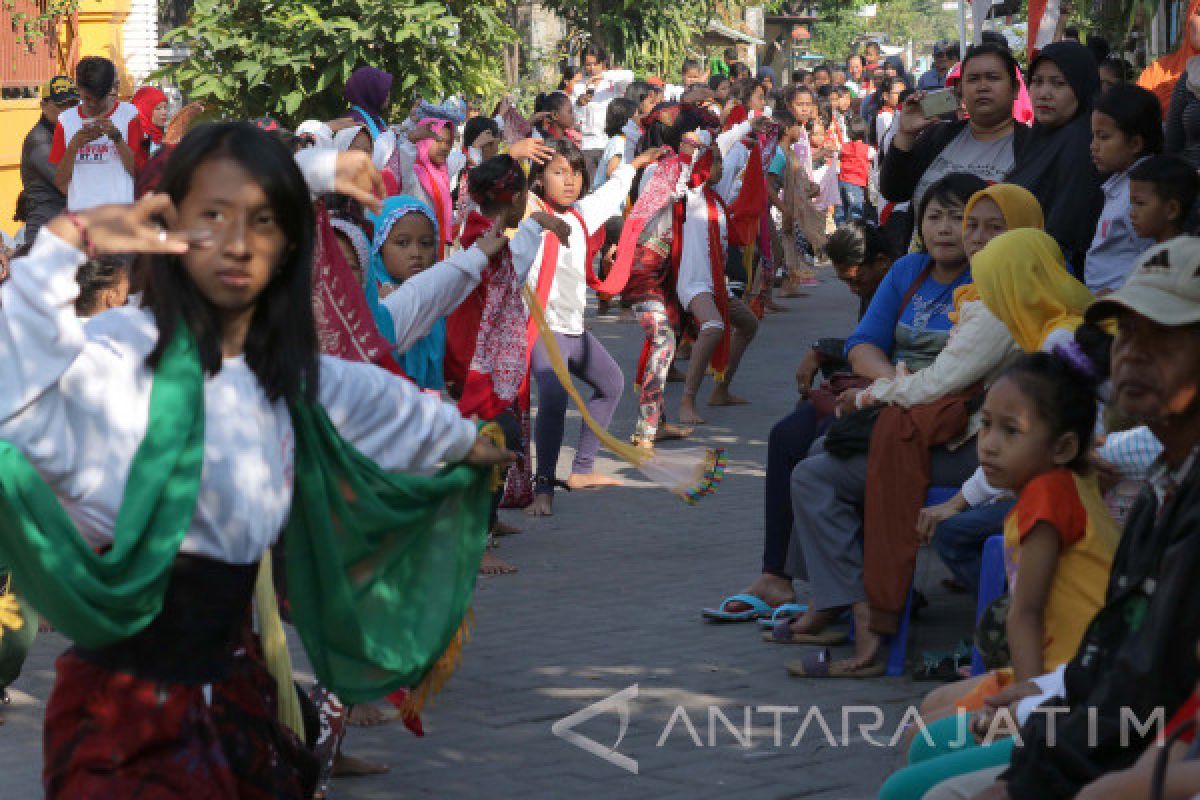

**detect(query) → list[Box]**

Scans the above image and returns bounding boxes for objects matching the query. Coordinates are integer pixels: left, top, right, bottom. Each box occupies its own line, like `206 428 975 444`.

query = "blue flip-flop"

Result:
701 593 774 623
757 603 809 628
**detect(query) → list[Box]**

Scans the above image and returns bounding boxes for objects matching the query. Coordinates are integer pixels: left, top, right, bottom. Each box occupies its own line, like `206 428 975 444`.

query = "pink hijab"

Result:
414 117 455 248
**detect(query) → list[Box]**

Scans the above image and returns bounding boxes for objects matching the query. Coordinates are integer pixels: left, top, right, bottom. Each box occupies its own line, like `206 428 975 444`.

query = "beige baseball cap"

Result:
1086 236 1200 327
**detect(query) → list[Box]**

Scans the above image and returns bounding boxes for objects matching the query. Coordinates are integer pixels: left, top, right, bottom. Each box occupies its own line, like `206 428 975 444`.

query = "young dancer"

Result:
684 111 766 423
0 122 512 797
524 138 663 516
623 105 723 448
74 255 130 317
446 155 571 565
386 118 458 257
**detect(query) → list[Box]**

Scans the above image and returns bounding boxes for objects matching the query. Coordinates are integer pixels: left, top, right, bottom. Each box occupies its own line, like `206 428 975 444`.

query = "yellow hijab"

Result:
952 183 1046 316
969 228 1095 352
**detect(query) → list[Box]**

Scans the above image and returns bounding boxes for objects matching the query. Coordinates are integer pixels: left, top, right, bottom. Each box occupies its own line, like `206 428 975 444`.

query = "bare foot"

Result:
332 752 390 778
654 422 693 441
720 574 797 613
766 300 789 313
492 519 522 537
666 365 686 383
782 606 846 637
347 704 391 727
679 397 706 425
709 384 750 406
833 621 883 672
566 472 623 490
526 494 554 517
480 550 519 575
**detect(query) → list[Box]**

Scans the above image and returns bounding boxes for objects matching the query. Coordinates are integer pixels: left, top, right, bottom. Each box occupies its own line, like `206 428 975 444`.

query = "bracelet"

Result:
62 212 96 259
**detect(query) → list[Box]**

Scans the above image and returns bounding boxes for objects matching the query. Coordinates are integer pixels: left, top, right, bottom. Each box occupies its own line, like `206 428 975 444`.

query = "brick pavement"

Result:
0 276 978 799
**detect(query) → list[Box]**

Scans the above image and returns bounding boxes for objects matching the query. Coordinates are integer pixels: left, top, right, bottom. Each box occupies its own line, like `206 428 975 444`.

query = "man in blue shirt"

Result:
918 42 956 90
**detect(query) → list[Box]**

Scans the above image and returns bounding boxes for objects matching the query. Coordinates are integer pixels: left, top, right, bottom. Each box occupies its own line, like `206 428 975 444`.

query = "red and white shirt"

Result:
49 102 142 211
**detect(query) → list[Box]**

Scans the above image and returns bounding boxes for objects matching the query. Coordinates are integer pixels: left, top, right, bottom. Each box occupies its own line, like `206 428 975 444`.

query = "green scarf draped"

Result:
0 329 491 703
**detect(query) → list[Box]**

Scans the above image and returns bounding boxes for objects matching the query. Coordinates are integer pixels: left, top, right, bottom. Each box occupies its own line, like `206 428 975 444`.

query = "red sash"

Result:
727 141 768 248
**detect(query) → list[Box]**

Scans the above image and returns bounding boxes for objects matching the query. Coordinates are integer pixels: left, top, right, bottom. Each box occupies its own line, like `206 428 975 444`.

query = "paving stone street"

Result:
0 274 977 799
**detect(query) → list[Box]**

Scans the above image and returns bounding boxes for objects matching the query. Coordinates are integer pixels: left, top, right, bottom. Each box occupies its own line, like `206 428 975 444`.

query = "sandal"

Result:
786 648 887 679
756 603 809 628
701 593 775 623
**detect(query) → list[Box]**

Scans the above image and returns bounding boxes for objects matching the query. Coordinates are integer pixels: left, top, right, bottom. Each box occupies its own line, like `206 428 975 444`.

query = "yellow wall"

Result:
1 0 134 236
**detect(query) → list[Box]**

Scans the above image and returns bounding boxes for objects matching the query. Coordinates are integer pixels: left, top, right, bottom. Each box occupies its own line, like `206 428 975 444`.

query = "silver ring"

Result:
157 229 168 243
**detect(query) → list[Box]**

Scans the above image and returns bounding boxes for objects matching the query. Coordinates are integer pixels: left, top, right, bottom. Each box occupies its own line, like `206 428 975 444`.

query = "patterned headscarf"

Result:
365 195 446 389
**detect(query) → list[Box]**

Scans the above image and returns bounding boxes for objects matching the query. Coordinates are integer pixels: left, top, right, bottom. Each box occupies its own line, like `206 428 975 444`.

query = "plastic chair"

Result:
971 533 1007 676
883 486 961 677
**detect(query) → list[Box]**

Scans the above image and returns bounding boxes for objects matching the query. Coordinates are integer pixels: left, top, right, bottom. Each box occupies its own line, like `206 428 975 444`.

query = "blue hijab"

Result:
365 196 446 390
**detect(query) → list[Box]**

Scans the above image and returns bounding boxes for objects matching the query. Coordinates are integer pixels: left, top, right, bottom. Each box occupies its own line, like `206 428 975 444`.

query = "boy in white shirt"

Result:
48 56 141 211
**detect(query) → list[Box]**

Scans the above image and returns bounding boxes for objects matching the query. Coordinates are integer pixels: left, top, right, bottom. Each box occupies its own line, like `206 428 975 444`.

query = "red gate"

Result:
1 2 78 93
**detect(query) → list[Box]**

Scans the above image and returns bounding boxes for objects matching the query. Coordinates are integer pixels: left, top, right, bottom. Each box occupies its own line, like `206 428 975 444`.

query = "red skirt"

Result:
43 645 316 799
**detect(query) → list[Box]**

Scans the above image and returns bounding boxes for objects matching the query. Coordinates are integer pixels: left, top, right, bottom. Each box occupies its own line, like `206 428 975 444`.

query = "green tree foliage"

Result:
157 0 515 122
810 0 958 63
538 0 722 77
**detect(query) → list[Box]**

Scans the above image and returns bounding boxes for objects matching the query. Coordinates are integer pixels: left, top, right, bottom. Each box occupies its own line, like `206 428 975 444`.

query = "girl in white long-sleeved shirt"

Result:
523 137 663 516
0 122 511 797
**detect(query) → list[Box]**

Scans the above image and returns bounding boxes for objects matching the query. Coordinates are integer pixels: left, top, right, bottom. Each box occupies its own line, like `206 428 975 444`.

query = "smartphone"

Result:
919 89 960 119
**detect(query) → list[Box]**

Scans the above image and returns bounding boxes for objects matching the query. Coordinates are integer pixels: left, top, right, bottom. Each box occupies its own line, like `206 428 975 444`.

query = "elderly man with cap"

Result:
916 238 1200 800
16 76 77 256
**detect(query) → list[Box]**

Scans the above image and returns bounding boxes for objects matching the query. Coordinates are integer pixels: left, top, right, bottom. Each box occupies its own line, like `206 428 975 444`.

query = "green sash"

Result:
0 329 491 703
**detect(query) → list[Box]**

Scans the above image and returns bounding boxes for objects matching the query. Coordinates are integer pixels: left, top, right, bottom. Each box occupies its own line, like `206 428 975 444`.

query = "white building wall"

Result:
123 0 159 86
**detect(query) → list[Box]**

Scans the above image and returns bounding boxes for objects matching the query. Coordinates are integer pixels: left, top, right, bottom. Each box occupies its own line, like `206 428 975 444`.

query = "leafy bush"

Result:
157 0 515 122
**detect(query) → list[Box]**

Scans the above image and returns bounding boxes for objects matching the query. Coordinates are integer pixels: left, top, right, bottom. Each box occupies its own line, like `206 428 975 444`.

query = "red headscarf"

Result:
132 86 167 146
1139 0 1200 121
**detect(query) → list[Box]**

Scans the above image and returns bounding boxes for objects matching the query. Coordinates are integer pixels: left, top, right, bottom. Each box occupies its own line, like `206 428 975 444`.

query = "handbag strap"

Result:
895 260 936 329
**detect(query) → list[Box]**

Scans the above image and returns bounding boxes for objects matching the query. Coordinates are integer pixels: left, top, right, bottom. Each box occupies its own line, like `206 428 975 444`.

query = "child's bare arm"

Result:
1007 522 1061 682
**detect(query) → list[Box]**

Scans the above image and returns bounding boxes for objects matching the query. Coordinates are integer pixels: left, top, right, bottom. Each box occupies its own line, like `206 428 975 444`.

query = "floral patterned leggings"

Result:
634 301 676 441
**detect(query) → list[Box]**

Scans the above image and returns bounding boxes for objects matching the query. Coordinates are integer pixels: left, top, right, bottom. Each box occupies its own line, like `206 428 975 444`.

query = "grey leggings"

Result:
530 330 624 491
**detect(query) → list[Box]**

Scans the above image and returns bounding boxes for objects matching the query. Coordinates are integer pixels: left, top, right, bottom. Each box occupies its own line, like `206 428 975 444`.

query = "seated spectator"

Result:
1085 84 1162 294
701 221 898 622
915 185 1047 592
756 175 992 671
1098 55 1134 93
878 238 1200 799
881 44 1030 243
1008 41 1105 270
1128 154 1200 244
916 345 1119 722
